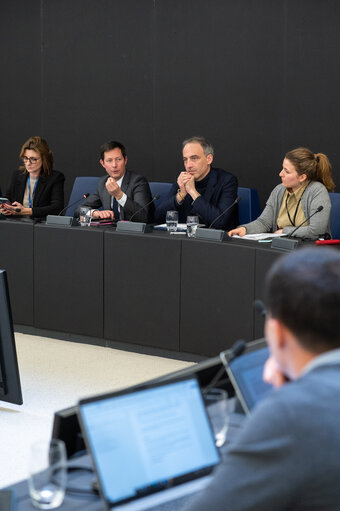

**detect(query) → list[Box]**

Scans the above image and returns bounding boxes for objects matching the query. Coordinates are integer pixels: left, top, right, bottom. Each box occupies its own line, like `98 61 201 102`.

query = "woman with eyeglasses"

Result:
1 136 65 218
228 147 335 240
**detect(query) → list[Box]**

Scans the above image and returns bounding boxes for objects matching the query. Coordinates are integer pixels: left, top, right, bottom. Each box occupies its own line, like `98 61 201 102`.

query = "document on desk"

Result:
232 233 287 241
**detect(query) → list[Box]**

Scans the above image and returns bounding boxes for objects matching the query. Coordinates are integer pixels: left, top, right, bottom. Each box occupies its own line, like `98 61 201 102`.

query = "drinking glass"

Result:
186 215 199 238
28 440 67 509
79 206 91 227
204 388 230 447
166 210 178 232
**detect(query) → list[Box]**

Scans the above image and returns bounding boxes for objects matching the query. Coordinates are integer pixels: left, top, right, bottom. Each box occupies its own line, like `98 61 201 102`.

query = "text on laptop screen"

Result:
80 378 219 504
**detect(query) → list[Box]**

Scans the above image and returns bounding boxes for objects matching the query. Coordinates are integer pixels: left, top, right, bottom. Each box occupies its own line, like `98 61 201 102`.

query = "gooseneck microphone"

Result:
129 195 160 222
58 193 90 216
288 205 323 238
203 339 247 394
272 205 324 250
209 196 241 229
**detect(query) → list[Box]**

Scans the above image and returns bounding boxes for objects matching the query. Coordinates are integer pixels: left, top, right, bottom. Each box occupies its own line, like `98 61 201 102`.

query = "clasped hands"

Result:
91 178 123 220
0 201 30 216
177 172 200 202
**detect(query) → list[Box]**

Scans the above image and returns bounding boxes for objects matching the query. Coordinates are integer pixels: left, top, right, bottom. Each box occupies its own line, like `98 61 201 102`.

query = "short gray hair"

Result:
182 136 214 157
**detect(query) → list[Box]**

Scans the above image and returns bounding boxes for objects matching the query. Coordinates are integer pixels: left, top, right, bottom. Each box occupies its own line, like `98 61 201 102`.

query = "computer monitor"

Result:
0 269 23 405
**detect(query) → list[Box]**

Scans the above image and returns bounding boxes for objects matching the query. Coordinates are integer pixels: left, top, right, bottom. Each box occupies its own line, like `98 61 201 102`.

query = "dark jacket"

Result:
154 167 238 230
80 170 154 223
5 169 65 218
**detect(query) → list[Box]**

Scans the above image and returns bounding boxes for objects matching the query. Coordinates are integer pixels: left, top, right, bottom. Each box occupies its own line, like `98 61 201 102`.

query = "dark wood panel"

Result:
254 248 283 338
0 220 34 325
34 225 104 337
104 232 181 350
180 239 256 356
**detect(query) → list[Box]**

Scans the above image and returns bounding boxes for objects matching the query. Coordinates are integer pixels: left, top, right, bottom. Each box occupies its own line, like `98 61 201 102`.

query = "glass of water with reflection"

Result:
166 210 178 232
204 388 230 447
28 440 67 509
186 215 199 238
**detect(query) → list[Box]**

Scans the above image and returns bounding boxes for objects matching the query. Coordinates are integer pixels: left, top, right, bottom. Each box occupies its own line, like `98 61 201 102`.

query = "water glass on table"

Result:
186 215 199 238
28 439 67 509
166 210 178 232
78 206 91 227
204 388 230 447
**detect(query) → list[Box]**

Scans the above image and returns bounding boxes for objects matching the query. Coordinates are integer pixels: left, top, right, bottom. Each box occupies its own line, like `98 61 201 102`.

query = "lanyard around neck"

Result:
285 183 309 227
27 176 39 208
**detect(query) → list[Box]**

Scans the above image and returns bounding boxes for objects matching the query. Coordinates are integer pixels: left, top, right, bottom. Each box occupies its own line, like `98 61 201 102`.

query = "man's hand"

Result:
91 210 115 220
106 177 123 200
177 172 189 200
184 174 200 201
263 356 289 387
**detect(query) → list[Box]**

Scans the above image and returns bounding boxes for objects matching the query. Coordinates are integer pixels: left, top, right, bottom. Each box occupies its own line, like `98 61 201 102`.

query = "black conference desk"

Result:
0 219 284 357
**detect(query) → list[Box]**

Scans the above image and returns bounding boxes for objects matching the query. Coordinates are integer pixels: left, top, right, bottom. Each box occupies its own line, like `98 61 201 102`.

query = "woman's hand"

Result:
228 226 246 237
0 202 32 216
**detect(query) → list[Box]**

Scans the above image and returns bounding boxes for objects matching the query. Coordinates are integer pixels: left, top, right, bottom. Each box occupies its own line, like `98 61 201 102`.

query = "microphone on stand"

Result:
116 195 160 233
128 195 160 222
58 193 90 217
203 340 247 394
209 196 241 229
288 206 323 238
196 196 241 242
272 205 323 250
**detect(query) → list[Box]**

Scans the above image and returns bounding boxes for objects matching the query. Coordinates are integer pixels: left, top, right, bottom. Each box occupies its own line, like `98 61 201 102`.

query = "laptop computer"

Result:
78 376 220 511
220 346 273 414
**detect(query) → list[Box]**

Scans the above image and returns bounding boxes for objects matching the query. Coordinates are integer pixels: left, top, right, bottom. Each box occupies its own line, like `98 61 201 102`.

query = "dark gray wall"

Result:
1 0 339 206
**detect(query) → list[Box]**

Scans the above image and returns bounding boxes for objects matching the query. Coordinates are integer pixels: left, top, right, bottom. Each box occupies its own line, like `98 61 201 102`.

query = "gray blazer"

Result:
243 181 331 239
80 170 154 223
187 360 340 511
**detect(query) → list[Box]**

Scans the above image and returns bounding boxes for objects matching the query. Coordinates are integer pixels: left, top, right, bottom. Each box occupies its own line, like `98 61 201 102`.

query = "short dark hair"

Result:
100 140 126 160
265 248 340 353
182 136 214 157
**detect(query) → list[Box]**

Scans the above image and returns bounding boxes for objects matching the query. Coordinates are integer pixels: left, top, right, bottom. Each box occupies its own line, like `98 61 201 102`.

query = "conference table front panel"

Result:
254 247 283 339
104 231 181 351
180 239 256 356
34 225 104 338
1 220 292 356
0 219 34 325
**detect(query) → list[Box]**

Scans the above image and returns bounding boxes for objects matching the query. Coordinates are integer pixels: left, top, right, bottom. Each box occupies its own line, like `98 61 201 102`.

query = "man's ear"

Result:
207 154 213 165
274 319 290 349
266 316 286 349
100 159 105 169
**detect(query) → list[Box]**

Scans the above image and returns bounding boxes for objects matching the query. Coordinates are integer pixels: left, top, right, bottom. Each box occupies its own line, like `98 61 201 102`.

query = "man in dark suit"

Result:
187 247 340 511
81 140 154 223
155 136 238 229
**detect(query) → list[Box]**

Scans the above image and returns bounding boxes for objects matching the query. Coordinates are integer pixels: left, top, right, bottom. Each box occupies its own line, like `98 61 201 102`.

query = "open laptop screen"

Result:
78 377 220 506
226 346 273 414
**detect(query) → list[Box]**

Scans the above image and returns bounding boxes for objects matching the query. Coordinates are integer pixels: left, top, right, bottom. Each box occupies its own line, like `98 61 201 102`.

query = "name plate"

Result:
116 221 152 233
46 215 77 227
195 227 229 242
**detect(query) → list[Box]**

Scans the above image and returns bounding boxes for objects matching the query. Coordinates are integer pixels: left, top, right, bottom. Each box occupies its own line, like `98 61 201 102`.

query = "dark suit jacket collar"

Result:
121 170 131 194
203 167 218 201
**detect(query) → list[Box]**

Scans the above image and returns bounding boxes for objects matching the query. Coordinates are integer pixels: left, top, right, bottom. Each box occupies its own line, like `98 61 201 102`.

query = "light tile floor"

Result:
0 333 194 488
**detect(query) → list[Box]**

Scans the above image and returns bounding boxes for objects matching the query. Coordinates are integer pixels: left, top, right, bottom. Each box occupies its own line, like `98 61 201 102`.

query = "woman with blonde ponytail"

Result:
229 147 335 240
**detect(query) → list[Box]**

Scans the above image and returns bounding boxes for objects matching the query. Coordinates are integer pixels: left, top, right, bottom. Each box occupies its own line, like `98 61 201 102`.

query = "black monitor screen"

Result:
0 269 23 405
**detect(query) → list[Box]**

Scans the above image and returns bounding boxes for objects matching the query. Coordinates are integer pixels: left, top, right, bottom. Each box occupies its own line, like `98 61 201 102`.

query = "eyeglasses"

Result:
22 156 41 164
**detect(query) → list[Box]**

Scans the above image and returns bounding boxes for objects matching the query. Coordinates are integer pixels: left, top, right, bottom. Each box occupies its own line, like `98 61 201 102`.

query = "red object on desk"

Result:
315 239 340 245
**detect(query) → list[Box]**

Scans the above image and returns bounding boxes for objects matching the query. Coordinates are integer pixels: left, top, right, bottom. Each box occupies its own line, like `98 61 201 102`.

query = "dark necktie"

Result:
112 197 120 220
